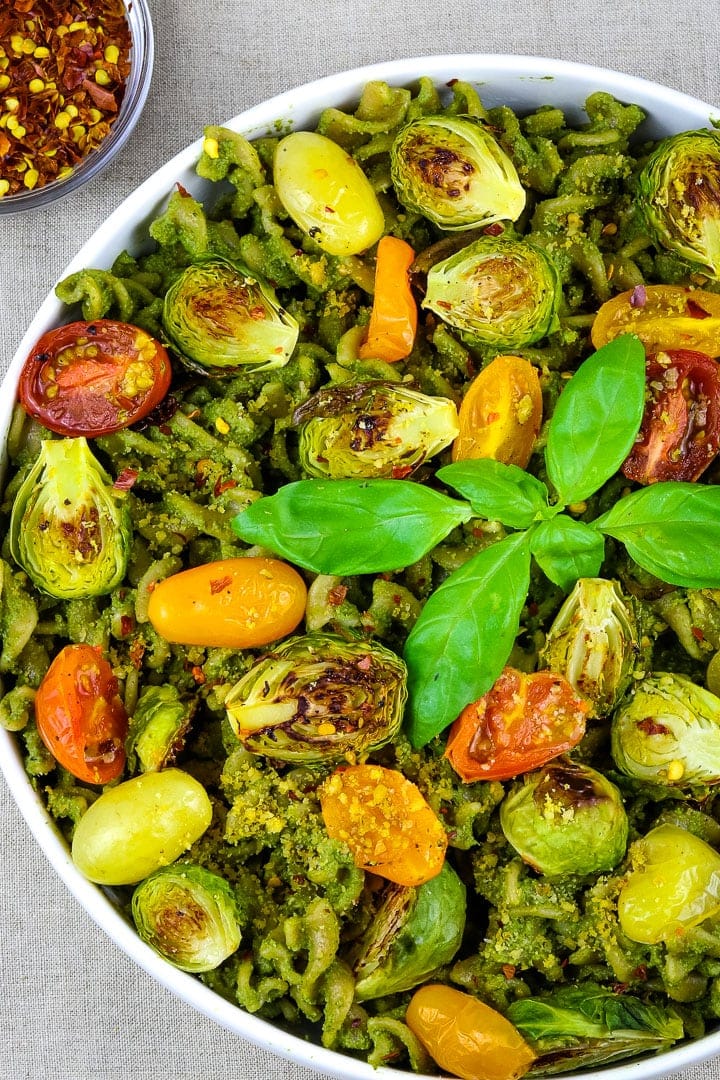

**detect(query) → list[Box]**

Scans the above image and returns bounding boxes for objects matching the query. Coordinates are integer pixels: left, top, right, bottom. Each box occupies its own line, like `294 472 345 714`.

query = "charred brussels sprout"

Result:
611 671 720 788
131 863 241 972
126 685 196 773
9 437 130 600
637 130 720 278
349 862 465 1000
162 257 298 375
390 115 525 230
224 632 407 764
499 759 628 877
423 237 561 349
539 578 642 716
294 381 459 479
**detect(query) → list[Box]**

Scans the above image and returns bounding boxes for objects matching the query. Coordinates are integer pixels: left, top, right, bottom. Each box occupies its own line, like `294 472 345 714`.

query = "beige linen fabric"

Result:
3 1 720 1078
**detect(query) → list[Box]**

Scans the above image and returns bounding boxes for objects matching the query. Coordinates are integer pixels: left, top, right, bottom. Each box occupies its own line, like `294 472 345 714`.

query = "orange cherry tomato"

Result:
591 285 720 356
445 667 588 782
358 235 417 362
452 354 542 467
147 557 307 648
34 644 128 785
19 320 172 436
622 349 720 484
406 985 535 1080
320 764 447 886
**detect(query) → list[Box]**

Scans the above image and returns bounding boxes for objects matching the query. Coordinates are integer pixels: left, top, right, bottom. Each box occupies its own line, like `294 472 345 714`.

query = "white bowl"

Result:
2 53 720 1080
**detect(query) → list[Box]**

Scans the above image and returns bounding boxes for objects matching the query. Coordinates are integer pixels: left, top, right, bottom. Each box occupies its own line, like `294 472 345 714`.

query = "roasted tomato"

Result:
591 285 720 356
445 667 589 782
34 643 128 785
451 354 542 467
622 349 720 484
19 319 172 436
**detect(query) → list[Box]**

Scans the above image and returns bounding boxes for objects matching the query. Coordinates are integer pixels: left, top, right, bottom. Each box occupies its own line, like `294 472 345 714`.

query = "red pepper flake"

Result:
686 298 711 319
119 614 133 637
629 285 647 308
483 222 504 236
691 626 705 641
391 464 414 479
113 467 139 491
356 655 372 671
501 965 516 979
633 964 648 980
637 716 671 736
191 665 206 684
214 477 238 496
0 0 132 198
327 584 348 606
210 575 232 594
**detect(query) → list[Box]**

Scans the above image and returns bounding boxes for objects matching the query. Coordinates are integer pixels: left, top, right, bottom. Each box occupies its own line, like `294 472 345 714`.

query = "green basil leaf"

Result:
593 482 720 588
529 516 605 591
232 479 473 574
437 459 549 529
404 532 531 748
545 335 646 505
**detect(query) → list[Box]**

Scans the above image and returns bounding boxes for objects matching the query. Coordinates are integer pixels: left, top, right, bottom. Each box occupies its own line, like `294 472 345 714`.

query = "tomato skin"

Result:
358 236 417 363
19 319 172 436
452 354 542 467
591 285 720 356
35 643 128 785
147 557 307 648
320 764 447 886
406 985 535 1080
445 667 588 782
622 349 720 484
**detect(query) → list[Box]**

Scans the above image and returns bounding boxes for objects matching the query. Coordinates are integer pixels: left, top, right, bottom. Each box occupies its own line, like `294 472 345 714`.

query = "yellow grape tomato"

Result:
452 354 542 467
147 557 307 648
71 768 213 885
618 823 720 944
591 285 720 355
273 131 385 256
406 984 535 1080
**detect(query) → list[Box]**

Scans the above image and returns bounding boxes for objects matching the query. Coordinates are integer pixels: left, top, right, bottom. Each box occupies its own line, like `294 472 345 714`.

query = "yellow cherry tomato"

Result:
320 764 447 886
452 354 542 467
147 557 307 648
273 131 385 256
406 985 535 1080
591 284 720 355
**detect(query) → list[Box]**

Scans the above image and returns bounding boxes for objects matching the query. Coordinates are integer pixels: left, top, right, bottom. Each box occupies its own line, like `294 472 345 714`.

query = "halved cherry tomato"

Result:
320 764 447 886
358 236 417 362
445 667 588 782
622 348 720 484
19 319 172 436
591 285 720 356
35 643 128 785
147 557 307 648
406 985 535 1080
452 354 542 467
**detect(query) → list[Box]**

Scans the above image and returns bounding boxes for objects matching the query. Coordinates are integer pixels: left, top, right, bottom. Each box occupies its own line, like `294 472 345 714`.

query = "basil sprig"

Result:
233 335 720 747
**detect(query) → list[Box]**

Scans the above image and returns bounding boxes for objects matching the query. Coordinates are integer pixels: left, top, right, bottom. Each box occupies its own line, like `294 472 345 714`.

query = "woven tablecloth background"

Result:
3 1 720 1077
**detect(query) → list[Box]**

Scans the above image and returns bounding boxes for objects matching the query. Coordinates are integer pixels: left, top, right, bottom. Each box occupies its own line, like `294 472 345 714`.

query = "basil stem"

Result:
404 532 532 747
232 478 473 574
438 459 549 529
529 516 606 591
545 335 646 505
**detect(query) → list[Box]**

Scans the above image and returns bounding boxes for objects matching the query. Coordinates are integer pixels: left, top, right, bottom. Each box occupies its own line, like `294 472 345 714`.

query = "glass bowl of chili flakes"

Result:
0 0 153 213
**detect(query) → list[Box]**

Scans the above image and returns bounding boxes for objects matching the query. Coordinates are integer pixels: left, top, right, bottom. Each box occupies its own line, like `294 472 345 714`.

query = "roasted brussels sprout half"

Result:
224 632 407 764
423 237 561 349
499 759 628 877
539 578 642 716
126 684 196 773
350 862 466 1000
9 437 130 600
293 381 459 479
637 130 720 278
390 115 526 231
162 257 299 376
611 671 720 787
131 863 241 972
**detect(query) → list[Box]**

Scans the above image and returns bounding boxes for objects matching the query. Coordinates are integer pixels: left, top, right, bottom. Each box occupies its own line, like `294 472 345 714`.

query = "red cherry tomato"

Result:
34 644 128 785
445 667 588 782
19 319 172 436
622 349 720 485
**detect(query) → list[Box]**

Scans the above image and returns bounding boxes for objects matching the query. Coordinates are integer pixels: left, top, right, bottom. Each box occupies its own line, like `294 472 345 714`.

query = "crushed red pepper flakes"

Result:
0 0 132 197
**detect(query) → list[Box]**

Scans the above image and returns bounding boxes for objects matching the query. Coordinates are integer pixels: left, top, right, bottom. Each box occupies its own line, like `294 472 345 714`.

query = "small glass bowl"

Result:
0 0 154 214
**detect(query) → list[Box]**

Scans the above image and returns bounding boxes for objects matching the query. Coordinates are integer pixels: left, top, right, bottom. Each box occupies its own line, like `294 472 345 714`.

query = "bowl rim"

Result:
2 51 720 1080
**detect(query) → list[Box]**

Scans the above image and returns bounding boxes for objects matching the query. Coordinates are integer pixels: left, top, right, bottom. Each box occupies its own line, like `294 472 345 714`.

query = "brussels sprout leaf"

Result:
437 459 549 529
529 517 605 591
404 532 531 747
545 334 646 505
593 482 720 588
232 479 472 575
